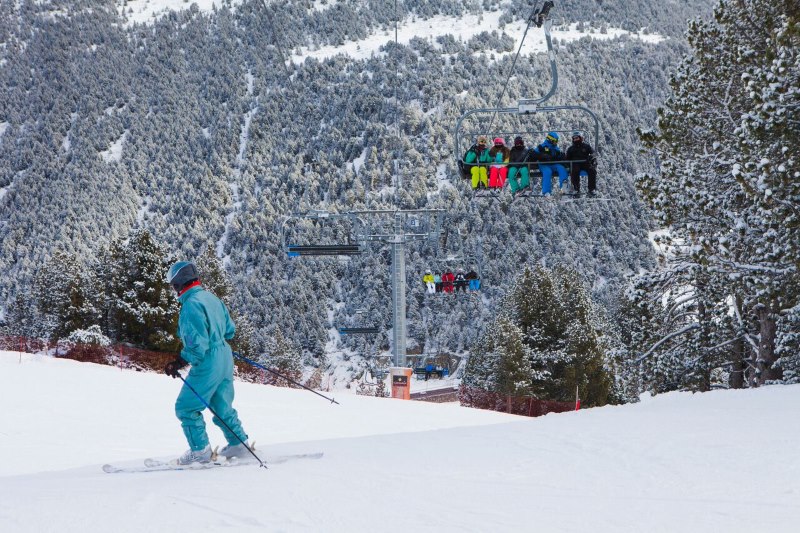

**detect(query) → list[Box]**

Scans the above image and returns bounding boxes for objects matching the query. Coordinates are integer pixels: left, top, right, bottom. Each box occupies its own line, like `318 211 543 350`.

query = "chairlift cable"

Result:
393 0 403 195
486 2 551 134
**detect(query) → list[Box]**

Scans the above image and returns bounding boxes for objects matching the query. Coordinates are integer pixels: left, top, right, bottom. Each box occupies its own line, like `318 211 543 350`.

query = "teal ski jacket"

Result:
177 286 235 365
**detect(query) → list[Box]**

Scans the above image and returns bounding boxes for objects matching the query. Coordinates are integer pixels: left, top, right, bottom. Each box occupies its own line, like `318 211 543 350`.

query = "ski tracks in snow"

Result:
168 495 267 529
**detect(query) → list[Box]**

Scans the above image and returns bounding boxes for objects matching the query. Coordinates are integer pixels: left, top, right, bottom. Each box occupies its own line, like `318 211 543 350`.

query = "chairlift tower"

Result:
350 209 445 368
282 208 445 369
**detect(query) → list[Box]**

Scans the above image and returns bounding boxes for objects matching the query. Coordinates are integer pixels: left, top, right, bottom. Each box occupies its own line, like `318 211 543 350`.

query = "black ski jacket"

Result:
509 146 529 167
566 141 596 167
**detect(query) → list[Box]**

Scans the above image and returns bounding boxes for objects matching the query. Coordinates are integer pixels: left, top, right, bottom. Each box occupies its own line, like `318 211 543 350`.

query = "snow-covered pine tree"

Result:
734 1 800 384
458 299 534 411
31 250 96 342
101 230 178 351
555 266 613 406
463 265 615 410
491 316 534 413
636 0 799 389
458 323 501 411
259 329 303 387
506 266 565 400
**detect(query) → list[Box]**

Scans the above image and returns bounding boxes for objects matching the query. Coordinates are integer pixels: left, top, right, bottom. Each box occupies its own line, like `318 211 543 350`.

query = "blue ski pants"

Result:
540 163 569 195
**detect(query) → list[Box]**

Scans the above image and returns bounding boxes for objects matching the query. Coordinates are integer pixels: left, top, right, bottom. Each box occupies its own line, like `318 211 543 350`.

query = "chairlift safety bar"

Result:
454 104 601 163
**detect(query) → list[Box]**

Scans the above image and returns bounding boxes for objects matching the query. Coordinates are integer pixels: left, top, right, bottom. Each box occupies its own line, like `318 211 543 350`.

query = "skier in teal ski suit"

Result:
165 261 250 465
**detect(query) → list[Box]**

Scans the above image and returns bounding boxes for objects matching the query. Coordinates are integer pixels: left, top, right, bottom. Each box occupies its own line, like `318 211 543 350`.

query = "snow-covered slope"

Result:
1 352 797 532
116 0 245 26
292 17 666 63
113 0 665 58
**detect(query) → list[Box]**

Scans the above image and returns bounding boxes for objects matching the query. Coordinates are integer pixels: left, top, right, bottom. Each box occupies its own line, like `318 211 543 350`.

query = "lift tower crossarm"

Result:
286 208 446 368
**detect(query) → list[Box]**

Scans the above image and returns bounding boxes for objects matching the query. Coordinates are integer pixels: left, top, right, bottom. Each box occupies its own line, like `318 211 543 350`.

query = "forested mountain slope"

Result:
0 0 715 376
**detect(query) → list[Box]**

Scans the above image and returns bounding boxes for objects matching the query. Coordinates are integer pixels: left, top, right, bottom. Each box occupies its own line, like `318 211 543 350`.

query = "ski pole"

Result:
233 351 339 405
178 375 267 469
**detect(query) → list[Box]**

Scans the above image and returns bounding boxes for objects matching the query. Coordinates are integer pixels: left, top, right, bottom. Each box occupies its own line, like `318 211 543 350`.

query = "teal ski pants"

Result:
175 349 248 451
507 166 530 193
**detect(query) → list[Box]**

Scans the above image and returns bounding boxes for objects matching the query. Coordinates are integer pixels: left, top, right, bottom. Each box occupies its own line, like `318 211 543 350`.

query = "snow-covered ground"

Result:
0 122 10 200
116 0 244 27
1 352 798 532
113 1 665 61
99 130 128 163
291 15 666 64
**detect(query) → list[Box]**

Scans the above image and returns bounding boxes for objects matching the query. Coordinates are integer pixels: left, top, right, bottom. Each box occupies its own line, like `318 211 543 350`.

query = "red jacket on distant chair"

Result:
442 270 455 293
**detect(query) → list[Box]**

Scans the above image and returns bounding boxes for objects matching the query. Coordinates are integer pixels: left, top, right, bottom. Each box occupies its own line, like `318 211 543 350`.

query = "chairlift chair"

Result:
454 1 601 199
338 326 381 335
281 211 367 257
428 219 483 288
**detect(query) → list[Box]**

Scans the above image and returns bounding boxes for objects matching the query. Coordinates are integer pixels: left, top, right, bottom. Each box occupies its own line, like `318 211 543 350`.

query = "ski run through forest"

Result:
0 0 798 531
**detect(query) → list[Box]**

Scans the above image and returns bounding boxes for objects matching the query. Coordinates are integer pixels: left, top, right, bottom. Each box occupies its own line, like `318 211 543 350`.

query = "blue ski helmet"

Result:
572 131 583 141
545 131 559 144
167 261 199 291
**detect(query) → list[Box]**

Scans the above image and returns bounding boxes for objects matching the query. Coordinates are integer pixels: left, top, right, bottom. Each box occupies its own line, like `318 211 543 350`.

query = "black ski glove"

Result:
165 356 188 378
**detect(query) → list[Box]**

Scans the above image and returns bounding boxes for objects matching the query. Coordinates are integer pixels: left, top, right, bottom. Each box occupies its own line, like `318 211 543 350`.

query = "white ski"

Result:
102 452 323 474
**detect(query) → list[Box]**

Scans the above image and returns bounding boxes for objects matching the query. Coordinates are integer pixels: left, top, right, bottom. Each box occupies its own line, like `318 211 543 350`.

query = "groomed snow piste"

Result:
0 351 797 532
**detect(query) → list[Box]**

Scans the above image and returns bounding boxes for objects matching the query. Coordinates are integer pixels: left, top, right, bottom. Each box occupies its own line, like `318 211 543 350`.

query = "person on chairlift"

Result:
434 271 443 293
488 137 510 189
466 269 480 291
423 269 435 294
507 136 530 197
463 136 491 190
454 269 468 293
566 130 598 196
441 268 455 294
528 132 569 196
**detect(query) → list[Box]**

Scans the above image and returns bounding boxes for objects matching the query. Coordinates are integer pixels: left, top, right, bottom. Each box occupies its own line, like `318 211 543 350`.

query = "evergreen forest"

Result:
0 0 796 407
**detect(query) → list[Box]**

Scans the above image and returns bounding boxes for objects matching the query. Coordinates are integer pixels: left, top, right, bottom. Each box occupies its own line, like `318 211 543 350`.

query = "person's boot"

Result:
176 445 212 465
219 442 251 459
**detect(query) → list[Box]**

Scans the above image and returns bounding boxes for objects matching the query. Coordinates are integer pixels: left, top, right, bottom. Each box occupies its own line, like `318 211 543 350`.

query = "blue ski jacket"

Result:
529 139 565 163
